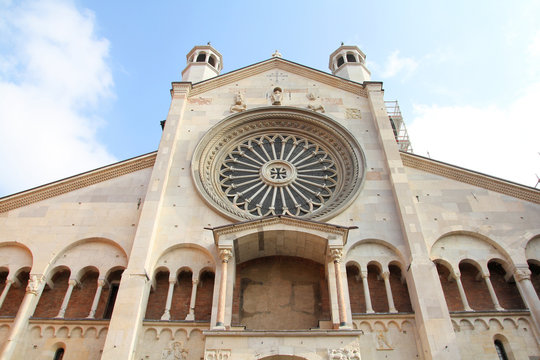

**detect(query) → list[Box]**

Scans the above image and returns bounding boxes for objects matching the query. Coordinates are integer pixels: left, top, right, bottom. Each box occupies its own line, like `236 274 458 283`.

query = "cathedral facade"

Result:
0 44 539 360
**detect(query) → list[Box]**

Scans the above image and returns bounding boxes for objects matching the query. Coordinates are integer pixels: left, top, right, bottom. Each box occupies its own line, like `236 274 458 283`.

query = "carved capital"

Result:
514 268 531 282
68 279 79 287
381 271 390 280
219 249 233 263
192 279 199 286
330 248 343 263
97 279 107 287
26 275 44 295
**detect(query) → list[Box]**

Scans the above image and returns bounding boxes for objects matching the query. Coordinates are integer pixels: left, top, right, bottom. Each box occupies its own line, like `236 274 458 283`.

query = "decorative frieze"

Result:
204 349 231 360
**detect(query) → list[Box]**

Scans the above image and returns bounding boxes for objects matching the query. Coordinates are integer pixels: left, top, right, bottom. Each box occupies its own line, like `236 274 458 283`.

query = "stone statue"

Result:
307 92 325 113
230 92 246 113
272 50 282 58
271 87 283 105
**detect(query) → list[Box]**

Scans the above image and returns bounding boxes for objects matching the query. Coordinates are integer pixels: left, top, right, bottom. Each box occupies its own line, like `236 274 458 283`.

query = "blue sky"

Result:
1 0 539 197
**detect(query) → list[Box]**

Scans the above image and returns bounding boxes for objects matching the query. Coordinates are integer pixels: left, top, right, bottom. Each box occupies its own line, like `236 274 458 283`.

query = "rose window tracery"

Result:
219 134 338 217
192 107 365 221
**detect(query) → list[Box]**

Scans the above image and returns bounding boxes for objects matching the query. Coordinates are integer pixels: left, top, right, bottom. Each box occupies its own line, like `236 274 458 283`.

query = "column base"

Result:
185 313 194 321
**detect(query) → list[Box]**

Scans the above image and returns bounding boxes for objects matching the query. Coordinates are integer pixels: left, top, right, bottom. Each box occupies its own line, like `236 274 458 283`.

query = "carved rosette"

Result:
192 107 365 221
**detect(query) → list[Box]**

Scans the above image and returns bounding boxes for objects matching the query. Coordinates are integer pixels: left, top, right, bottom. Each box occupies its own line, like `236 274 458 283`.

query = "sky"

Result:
0 0 539 197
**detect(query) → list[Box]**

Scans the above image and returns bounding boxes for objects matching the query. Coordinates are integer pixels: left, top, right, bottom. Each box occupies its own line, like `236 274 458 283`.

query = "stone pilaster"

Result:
366 82 461 359
101 83 192 360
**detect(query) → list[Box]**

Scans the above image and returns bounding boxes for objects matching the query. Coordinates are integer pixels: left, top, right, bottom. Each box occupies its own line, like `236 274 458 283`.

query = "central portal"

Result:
233 256 329 330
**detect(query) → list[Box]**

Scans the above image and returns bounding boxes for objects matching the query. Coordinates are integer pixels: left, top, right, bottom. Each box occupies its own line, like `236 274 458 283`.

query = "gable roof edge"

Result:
186 57 368 98
0 151 157 214
400 152 540 204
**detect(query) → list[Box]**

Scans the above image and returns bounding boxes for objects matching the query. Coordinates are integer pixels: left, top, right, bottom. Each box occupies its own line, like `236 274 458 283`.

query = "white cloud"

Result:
379 50 418 79
0 0 116 196
408 82 540 187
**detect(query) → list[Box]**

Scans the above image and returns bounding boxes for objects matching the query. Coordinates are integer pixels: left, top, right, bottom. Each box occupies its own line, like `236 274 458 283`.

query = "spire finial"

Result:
272 50 282 58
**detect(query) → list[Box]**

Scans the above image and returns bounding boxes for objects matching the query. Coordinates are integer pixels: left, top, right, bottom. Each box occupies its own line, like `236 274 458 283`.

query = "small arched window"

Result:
53 348 65 360
208 55 216 67
337 56 344 67
346 53 356 62
196 53 206 62
494 340 509 360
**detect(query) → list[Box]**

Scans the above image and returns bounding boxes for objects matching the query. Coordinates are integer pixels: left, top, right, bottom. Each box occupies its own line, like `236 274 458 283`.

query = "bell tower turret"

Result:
181 44 223 83
329 45 371 83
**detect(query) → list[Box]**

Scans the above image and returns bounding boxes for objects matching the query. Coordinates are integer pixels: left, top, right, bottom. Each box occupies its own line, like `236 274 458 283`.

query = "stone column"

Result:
0 278 15 309
482 274 503 311
513 266 540 339
215 249 232 328
453 273 472 311
0 274 46 359
330 248 348 327
185 278 199 321
360 271 374 313
161 277 177 321
382 271 398 313
56 279 78 318
87 278 107 318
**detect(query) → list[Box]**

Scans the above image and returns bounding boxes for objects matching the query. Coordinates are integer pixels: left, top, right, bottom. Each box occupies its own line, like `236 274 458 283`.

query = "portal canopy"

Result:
207 215 355 264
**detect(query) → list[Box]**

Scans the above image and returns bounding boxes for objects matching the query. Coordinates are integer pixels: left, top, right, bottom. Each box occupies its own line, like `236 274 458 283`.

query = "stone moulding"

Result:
192 107 366 222
401 152 540 204
0 152 157 214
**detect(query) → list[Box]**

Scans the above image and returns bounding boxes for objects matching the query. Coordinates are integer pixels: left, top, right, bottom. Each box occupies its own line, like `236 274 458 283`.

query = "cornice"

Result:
0 152 157 214
401 152 540 204
188 58 367 98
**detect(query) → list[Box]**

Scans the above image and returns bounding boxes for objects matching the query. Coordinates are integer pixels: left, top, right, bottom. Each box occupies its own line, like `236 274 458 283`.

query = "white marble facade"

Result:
0 44 539 360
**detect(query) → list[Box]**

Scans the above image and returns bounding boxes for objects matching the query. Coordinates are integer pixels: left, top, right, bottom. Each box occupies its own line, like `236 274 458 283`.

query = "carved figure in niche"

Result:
230 92 246 113
307 92 325 113
376 330 393 350
26 275 42 295
271 87 283 105
161 341 188 360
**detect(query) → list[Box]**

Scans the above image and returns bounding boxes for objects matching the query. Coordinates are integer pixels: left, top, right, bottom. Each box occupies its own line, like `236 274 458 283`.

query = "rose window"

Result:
192 107 365 221
219 134 338 217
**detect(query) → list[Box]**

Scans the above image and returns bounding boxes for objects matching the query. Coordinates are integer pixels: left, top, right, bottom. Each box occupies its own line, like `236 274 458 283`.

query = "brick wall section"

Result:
232 269 241 325
95 270 123 319
235 256 326 330
459 263 493 311
0 271 6 299
367 265 388 313
389 265 413 312
64 271 98 318
144 271 169 320
319 266 330 321
436 263 463 311
170 271 192 320
34 270 70 318
194 271 214 321
488 262 525 310
0 271 29 317
530 262 540 297
346 266 365 313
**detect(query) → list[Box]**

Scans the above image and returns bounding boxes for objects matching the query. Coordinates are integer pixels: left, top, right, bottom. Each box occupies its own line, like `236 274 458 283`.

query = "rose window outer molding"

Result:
192 107 366 221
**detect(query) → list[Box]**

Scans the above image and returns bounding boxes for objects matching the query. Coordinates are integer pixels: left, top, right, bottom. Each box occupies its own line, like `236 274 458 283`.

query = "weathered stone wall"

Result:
233 256 328 330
